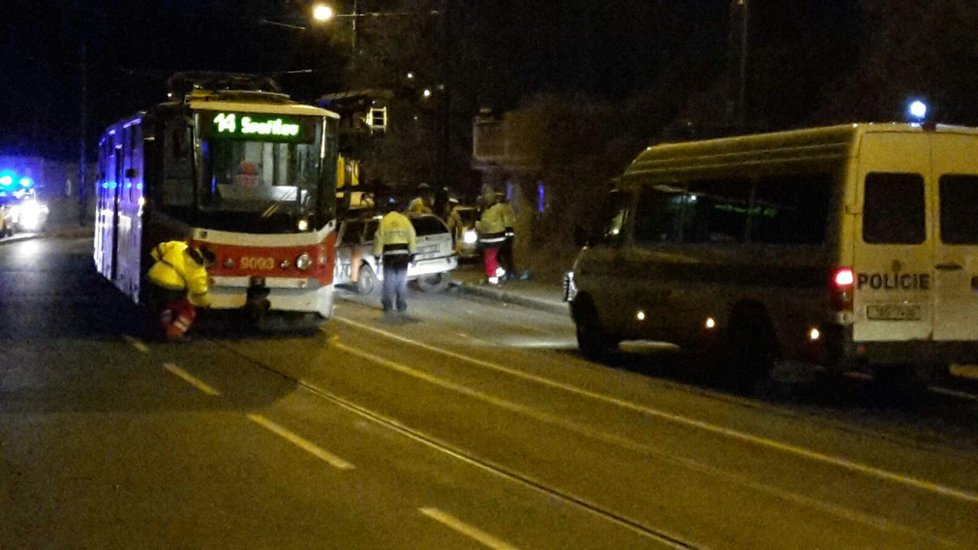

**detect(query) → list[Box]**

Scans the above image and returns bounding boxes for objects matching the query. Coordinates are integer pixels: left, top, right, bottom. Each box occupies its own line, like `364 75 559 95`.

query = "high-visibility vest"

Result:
146 241 212 307
477 202 507 244
373 212 417 257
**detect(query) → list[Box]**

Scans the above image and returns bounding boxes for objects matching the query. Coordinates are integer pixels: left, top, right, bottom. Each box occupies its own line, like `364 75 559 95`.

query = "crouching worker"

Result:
146 240 216 342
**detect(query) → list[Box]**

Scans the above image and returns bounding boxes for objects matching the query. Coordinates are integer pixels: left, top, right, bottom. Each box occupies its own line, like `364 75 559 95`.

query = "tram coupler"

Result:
244 285 271 324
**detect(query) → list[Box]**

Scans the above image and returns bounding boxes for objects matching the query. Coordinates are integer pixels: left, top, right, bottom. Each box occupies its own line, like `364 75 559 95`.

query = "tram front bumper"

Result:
208 276 334 319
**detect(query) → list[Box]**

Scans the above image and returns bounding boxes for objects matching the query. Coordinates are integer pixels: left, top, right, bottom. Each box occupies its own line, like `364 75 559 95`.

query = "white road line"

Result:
122 335 150 353
337 317 978 505
419 507 518 550
246 414 354 470
929 386 978 402
163 363 221 396
333 342 956 544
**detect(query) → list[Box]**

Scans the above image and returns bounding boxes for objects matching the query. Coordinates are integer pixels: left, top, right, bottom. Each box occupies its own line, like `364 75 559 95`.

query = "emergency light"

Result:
908 99 928 122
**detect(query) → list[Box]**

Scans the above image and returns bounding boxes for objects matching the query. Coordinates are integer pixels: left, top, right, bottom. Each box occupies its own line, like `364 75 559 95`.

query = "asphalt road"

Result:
1 235 977 549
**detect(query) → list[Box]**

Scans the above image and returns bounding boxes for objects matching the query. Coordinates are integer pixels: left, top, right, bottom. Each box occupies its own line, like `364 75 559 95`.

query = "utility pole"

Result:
78 37 88 226
435 0 450 191
351 0 359 54
735 0 749 129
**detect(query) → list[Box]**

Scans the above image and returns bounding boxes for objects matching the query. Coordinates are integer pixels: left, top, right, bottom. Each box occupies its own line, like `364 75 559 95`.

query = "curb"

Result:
450 281 569 316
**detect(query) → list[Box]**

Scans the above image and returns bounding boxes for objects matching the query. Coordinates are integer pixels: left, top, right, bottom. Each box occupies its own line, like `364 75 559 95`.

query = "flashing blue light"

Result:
0 175 12 187
908 99 928 121
19 177 32 188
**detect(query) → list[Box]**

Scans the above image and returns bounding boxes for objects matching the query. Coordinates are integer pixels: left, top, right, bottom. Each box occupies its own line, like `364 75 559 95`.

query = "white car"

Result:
334 213 458 294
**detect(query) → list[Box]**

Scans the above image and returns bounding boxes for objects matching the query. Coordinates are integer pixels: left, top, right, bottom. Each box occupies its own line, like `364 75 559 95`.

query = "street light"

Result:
312 4 335 23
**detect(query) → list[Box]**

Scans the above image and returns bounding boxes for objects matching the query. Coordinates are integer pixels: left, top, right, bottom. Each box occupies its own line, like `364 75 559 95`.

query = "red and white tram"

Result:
94 73 340 327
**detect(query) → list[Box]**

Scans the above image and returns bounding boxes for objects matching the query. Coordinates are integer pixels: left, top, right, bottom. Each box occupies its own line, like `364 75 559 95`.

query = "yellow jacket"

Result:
373 212 417 256
147 241 212 307
476 202 508 243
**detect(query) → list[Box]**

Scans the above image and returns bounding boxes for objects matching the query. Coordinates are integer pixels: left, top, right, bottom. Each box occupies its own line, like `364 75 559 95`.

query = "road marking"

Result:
337 317 978 505
419 507 517 550
163 363 221 396
123 335 149 353
950 364 978 379
333 343 959 544
929 386 978 402
246 414 354 470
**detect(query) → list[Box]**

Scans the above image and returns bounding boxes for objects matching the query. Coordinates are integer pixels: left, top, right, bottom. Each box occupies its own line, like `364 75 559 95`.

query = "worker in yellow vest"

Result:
373 200 417 317
146 240 216 341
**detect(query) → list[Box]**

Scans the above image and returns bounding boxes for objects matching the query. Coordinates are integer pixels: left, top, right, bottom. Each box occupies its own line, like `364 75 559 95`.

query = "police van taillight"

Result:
830 266 854 312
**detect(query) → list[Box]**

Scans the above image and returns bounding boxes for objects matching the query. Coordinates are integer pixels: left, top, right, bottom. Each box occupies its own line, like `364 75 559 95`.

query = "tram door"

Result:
110 144 123 281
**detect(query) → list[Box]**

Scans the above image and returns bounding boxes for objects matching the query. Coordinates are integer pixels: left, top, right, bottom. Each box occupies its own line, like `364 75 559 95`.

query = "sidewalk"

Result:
449 264 569 316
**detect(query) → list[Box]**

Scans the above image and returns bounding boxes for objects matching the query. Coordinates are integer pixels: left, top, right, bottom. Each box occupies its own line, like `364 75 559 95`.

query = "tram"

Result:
94 73 340 327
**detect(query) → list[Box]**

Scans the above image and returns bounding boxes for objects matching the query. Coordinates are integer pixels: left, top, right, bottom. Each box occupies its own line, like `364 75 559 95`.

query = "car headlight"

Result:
18 201 44 230
463 229 478 244
295 252 312 271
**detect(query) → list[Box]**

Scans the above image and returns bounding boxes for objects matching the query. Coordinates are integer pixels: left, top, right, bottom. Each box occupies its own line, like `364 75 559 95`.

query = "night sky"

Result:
2 1 860 161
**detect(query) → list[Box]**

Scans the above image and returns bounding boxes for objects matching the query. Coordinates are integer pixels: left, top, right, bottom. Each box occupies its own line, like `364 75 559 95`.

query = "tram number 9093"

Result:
240 256 276 270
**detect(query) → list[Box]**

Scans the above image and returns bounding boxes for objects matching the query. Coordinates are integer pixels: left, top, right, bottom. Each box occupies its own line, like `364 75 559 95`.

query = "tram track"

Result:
210 336 699 549
164 290 977 548
197 314 974 549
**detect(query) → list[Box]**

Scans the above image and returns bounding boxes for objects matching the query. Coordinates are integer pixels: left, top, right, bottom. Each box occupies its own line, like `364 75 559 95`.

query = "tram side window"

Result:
863 172 925 244
939 175 978 244
750 173 831 244
634 185 686 243
684 178 751 243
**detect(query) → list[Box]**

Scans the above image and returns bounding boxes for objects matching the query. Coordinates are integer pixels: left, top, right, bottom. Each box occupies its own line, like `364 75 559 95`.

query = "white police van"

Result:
565 123 978 384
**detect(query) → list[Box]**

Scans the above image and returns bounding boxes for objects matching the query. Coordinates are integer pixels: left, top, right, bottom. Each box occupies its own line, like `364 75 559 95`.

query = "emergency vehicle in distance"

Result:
94 72 340 328
565 122 978 387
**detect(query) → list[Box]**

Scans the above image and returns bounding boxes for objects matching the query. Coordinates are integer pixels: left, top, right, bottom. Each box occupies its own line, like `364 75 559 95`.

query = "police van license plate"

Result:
418 244 438 255
866 304 922 321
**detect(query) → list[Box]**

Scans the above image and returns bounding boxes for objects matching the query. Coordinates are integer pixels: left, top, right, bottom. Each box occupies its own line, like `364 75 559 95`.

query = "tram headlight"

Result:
295 252 312 271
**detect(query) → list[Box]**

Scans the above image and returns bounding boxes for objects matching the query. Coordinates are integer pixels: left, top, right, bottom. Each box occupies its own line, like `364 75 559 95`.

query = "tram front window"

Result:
198 137 325 233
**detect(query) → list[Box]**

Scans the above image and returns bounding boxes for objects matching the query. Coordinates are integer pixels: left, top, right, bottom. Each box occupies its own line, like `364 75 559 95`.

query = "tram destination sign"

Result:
201 112 316 143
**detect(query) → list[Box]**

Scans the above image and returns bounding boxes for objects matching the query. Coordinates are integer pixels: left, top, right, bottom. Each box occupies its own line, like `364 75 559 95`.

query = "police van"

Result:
565 123 978 384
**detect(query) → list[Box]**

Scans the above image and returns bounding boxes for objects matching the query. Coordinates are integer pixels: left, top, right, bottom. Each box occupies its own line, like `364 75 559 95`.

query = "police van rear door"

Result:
853 131 934 343
929 131 978 341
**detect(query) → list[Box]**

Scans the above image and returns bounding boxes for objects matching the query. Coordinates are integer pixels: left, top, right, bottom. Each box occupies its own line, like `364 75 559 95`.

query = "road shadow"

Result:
559 344 978 450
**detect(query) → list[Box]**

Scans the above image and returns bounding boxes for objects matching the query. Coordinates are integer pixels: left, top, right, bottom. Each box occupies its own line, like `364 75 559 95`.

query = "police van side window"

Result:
750 173 831 244
863 173 925 244
634 186 686 243
685 179 751 243
939 175 978 244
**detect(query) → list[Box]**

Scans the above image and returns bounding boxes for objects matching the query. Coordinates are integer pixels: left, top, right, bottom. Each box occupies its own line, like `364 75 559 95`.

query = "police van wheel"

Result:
357 264 378 295
416 273 451 293
572 297 615 361
718 305 777 390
